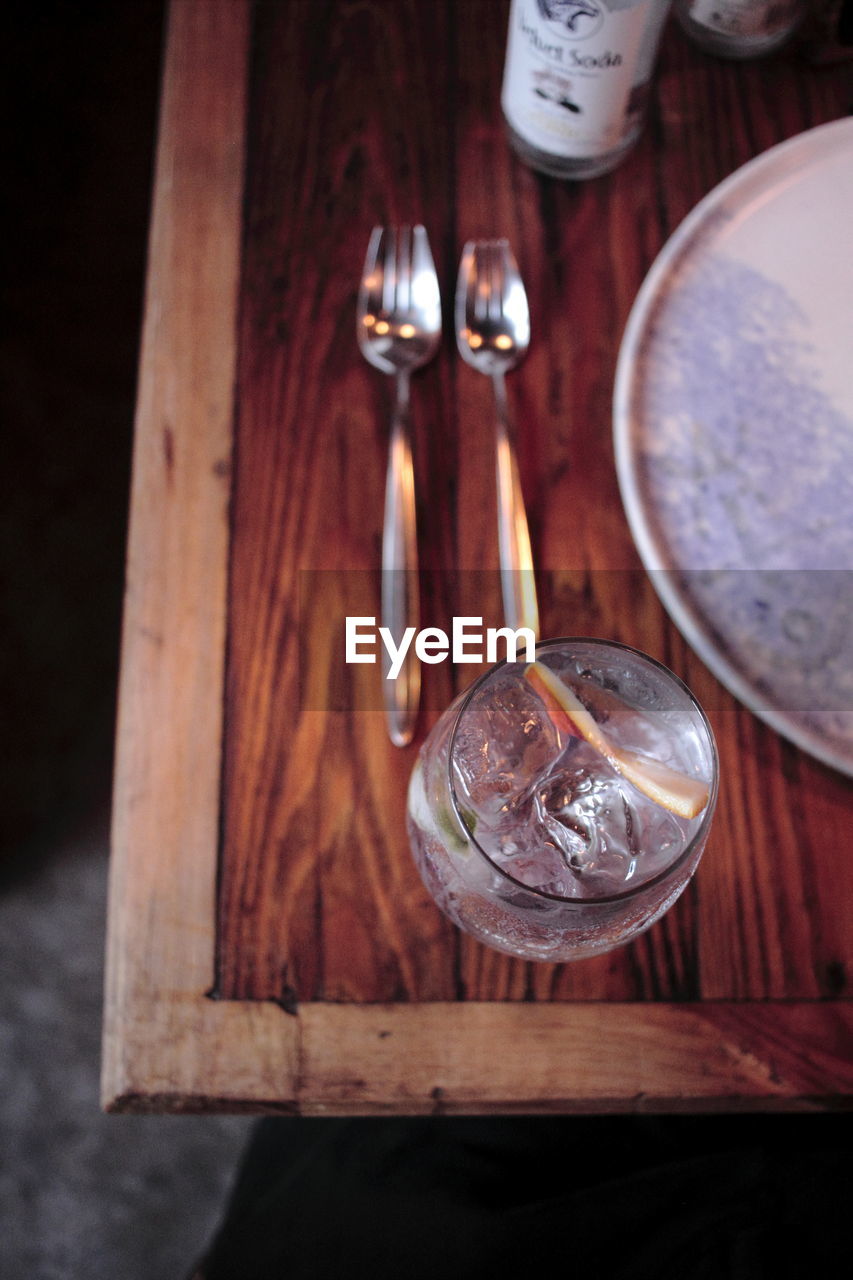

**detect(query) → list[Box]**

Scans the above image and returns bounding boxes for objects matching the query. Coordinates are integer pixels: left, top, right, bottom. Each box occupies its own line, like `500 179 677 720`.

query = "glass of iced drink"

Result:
407 638 718 961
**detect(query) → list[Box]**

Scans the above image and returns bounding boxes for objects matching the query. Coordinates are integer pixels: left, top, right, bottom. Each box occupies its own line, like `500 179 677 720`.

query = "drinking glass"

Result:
407 638 718 962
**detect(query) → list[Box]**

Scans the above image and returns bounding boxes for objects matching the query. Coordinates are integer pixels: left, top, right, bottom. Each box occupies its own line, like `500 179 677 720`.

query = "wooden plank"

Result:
106 1001 853 1114
216 0 853 1006
101 0 253 1110
697 692 853 999
216 0 461 1003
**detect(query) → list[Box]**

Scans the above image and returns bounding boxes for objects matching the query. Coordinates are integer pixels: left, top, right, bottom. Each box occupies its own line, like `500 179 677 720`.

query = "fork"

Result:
357 225 441 746
456 239 539 637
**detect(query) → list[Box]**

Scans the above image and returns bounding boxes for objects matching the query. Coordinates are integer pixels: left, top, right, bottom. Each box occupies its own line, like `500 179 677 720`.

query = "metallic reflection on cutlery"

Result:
456 239 539 637
357 225 441 746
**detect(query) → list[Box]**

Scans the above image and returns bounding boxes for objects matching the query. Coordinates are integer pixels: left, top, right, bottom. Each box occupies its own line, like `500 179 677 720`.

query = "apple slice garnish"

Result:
524 661 710 820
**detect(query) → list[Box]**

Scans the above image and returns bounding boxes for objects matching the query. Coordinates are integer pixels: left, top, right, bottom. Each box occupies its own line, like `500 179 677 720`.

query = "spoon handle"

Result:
492 371 539 637
381 369 420 746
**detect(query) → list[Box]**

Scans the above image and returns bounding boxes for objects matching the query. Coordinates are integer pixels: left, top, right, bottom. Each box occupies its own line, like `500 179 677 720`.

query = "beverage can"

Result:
501 0 673 179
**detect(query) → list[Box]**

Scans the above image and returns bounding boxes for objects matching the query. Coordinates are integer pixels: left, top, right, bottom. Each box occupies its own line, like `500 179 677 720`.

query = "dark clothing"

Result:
202 1113 849 1279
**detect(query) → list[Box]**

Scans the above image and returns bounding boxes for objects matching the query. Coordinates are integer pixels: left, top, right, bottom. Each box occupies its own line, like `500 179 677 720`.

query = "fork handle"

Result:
492 372 539 637
381 370 421 746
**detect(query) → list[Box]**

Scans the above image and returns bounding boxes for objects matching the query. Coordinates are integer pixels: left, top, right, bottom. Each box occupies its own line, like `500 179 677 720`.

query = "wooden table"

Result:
102 0 853 1113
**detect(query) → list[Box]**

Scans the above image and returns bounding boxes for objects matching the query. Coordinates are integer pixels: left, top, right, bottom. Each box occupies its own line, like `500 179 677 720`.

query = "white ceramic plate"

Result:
614 118 853 775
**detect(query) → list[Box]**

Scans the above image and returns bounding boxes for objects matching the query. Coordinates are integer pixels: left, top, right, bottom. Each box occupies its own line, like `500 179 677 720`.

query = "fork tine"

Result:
411 224 432 280
494 239 509 313
484 243 499 325
475 244 490 325
361 225 385 315
411 225 441 332
455 240 474 340
469 247 482 328
382 226 396 316
502 240 530 344
364 225 383 274
397 224 412 313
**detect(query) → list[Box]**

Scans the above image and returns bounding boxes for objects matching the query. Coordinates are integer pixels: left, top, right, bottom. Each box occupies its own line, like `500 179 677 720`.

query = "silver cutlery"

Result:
455 239 539 637
357 224 442 746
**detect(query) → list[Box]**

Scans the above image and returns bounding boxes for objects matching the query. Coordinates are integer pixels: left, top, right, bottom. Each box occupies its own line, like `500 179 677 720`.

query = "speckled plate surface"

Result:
614 119 853 775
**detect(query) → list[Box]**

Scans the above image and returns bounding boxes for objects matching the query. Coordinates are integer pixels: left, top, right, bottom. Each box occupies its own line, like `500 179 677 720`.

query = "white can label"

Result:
501 0 664 160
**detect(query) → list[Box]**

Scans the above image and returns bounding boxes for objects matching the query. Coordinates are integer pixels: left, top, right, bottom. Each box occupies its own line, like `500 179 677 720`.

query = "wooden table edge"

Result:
102 0 254 1114
102 998 853 1114
101 0 853 1116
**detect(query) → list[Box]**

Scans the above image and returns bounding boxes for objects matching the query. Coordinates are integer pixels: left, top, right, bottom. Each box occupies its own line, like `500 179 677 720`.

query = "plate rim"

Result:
613 117 853 778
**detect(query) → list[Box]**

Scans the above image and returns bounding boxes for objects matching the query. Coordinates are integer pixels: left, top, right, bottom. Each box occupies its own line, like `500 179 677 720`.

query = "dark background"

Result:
0 6 253 1277
1 0 162 868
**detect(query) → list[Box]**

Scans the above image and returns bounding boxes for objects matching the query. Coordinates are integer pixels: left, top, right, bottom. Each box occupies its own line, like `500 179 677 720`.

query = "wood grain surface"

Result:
103 0 853 1112
216 1 853 1004
102 0 253 1109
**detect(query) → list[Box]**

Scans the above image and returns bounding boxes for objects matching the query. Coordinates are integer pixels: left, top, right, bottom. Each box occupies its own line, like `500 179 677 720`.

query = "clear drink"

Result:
406 638 718 961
